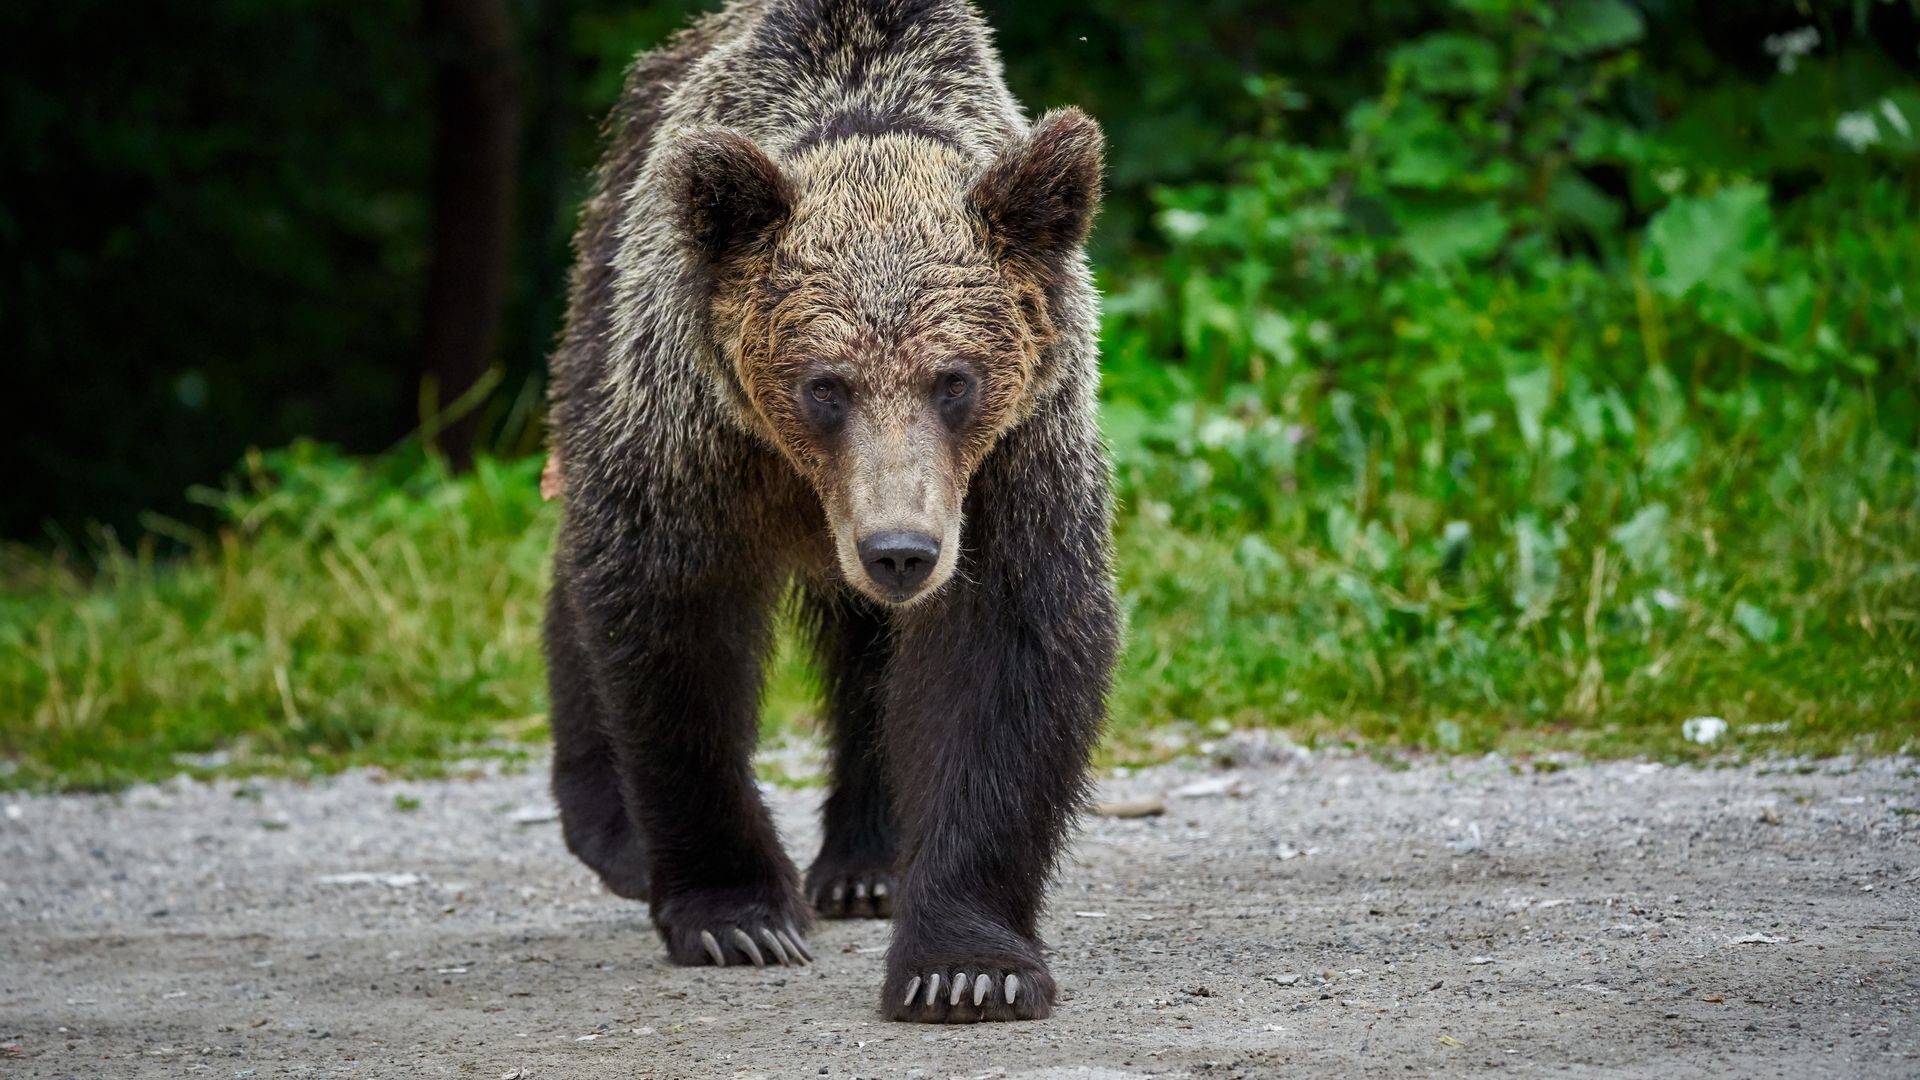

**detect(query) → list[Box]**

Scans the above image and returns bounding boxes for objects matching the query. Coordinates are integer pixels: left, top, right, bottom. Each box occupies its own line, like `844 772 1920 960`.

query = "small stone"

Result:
1092 795 1165 818
508 805 559 826
1172 775 1241 799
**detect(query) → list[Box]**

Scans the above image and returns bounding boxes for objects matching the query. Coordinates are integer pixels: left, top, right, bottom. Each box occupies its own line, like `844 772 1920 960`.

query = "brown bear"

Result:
543 0 1117 1023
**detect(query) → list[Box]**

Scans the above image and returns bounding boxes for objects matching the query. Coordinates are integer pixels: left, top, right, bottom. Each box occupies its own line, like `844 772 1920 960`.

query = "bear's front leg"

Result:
801 586 900 919
559 522 814 968
876 404 1119 1021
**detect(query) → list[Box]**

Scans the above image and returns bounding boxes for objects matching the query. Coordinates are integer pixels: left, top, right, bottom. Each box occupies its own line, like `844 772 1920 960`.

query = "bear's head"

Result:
665 109 1103 606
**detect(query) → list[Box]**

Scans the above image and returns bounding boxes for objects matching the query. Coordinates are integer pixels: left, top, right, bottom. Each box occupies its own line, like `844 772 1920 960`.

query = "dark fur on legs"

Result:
800 585 900 918
547 442 817 967
876 387 1117 1022
546 579 651 901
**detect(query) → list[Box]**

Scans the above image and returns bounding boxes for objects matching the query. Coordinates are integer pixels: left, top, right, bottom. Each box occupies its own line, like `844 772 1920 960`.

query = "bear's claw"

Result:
759 927 791 965
888 968 1043 1022
732 928 765 965
693 925 810 968
808 868 894 919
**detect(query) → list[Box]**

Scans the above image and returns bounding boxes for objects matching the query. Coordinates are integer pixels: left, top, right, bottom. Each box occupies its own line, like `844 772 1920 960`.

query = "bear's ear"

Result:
665 129 794 273
967 108 1105 279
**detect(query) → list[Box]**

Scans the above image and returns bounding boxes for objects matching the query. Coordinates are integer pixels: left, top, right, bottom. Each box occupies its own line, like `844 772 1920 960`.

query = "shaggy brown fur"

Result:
544 0 1116 1023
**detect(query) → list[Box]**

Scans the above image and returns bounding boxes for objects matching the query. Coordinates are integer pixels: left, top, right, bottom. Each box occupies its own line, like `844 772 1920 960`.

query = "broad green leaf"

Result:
1392 33 1503 96
1385 128 1474 188
1551 0 1645 56
1372 97 1472 189
1749 338 1823 375
1570 113 1649 164
1400 200 1510 268
1251 310 1299 367
1763 275 1818 344
1642 185 1774 298
1547 173 1623 234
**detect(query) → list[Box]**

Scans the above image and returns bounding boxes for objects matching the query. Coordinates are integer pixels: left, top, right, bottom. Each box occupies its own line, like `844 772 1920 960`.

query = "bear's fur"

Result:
544 0 1117 1022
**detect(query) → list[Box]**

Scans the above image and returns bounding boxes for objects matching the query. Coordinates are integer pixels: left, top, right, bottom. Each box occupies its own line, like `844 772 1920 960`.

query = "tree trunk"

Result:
414 0 521 469
516 0 574 457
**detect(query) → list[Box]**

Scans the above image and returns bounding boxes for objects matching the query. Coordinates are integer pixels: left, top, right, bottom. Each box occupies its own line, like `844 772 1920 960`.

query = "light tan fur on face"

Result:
830 407 965 603
721 135 1048 604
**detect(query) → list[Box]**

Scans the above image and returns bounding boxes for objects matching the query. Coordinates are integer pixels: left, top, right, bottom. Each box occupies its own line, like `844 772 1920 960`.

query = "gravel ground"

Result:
3 740 1917 1079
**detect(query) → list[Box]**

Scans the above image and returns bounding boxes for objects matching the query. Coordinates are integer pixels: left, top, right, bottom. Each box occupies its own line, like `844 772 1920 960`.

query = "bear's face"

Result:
735 233 1040 605
668 111 1103 605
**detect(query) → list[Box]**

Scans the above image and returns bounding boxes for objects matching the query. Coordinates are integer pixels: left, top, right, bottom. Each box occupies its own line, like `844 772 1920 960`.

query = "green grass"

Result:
0 447 556 790
2 416 1913 792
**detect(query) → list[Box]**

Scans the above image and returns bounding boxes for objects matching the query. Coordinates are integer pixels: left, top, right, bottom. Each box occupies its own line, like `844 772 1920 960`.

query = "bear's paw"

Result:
654 891 814 968
806 863 896 920
694 924 812 968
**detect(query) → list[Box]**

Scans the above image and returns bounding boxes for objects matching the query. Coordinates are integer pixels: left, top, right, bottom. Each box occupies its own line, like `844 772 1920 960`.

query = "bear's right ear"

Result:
968 108 1105 282
665 129 794 273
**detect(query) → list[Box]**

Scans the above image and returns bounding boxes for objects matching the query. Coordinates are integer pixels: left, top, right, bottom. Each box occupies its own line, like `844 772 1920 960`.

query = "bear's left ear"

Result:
968 108 1105 279
665 129 795 274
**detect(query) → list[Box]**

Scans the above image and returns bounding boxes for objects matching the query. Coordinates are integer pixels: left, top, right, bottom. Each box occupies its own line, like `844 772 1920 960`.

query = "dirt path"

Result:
4 743 1916 1078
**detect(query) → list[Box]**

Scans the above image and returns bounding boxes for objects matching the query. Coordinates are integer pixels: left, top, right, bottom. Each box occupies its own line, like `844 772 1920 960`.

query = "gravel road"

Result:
4 739 1916 1078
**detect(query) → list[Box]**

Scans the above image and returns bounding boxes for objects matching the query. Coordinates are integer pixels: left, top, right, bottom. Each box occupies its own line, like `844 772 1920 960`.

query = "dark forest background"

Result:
7 0 1916 539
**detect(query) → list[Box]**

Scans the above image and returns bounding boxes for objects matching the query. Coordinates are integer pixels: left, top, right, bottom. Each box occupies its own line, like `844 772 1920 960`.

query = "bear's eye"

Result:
802 376 847 436
937 372 975 433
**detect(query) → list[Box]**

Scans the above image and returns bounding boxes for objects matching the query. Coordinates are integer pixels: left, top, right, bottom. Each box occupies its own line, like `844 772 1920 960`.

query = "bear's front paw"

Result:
653 891 814 968
883 956 1055 1022
806 856 895 919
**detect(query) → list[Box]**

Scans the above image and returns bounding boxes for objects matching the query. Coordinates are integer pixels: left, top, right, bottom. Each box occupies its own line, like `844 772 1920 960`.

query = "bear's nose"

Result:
857 531 940 597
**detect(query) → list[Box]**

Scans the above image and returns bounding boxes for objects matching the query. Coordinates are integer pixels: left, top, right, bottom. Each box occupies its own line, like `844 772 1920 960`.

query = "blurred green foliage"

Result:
1098 0 1919 753
3 0 1919 786
15 0 1916 540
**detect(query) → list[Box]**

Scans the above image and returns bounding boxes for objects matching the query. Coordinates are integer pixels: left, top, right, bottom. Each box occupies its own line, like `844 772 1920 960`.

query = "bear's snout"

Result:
856 531 940 598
